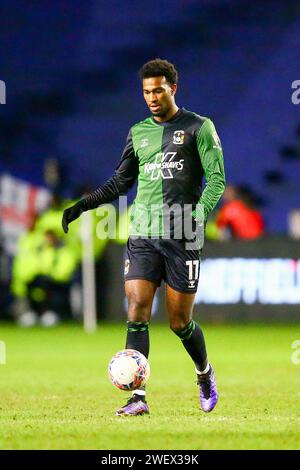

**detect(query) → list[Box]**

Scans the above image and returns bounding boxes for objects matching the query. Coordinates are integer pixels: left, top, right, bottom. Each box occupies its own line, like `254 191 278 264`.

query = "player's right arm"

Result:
62 130 138 233
193 119 226 223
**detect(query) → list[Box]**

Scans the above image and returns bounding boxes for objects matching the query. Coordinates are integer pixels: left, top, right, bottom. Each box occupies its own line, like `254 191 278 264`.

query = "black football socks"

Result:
126 321 149 398
125 321 149 359
174 320 208 372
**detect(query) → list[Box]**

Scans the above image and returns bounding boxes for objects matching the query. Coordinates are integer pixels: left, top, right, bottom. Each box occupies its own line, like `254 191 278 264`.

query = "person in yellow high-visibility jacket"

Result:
29 229 79 323
37 194 116 261
11 221 44 298
36 194 82 263
12 226 79 325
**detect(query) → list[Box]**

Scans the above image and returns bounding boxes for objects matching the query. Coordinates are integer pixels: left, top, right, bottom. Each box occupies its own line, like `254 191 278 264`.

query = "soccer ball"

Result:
108 349 150 391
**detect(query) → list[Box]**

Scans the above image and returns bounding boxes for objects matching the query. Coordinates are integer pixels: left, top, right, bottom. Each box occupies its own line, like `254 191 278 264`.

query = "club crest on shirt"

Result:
173 130 185 145
140 138 149 148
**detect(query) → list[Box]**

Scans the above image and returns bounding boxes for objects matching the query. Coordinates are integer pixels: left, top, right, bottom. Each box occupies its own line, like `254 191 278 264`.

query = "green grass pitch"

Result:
0 322 299 450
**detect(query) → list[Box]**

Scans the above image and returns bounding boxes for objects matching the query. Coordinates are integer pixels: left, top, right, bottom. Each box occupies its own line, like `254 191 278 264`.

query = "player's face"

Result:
142 76 177 118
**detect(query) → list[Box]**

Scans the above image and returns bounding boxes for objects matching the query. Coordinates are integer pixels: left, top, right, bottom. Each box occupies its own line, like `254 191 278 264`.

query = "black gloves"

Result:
62 201 84 233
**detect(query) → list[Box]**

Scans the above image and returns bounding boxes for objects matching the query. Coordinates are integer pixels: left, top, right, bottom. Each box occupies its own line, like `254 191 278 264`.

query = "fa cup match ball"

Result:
108 349 150 391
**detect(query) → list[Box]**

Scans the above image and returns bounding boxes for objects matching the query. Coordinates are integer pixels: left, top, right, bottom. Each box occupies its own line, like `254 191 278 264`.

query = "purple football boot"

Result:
115 394 149 416
197 365 219 413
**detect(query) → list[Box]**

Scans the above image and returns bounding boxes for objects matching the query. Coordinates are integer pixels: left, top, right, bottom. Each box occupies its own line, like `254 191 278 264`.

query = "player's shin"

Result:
125 321 149 398
173 320 208 372
125 321 150 358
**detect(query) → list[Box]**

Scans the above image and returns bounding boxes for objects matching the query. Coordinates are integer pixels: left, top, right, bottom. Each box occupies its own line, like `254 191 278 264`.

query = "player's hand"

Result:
192 203 205 226
191 203 206 250
62 201 84 233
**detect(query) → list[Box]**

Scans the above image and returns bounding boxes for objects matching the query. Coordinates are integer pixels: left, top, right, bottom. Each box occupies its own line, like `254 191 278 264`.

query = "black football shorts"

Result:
124 237 202 293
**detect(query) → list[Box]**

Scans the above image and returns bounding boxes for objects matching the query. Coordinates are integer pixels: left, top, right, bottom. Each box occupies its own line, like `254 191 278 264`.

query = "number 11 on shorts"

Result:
186 260 200 289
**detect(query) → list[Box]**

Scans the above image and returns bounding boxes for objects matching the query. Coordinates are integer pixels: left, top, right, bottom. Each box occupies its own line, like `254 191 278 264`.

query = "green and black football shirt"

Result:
82 108 226 238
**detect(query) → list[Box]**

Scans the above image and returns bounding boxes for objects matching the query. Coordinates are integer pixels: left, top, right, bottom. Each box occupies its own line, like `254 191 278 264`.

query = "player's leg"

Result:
125 278 157 359
161 239 208 371
123 237 163 361
166 285 208 373
166 285 218 413
115 279 156 416
162 235 218 412
116 236 163 416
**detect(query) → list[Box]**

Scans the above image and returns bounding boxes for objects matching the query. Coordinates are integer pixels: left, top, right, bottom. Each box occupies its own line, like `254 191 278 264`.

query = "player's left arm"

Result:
194 119 226 222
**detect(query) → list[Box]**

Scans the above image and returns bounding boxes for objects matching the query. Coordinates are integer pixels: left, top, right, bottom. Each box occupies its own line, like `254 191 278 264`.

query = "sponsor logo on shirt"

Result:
173 130 185 145
144 152 184 180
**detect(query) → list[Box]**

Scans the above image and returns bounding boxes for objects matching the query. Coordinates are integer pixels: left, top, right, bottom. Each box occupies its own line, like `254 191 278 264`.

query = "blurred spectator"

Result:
37 192 82 262
10 188 117 325
44 157 63 192
11 224 79 327
288 209 300 239
0 234 11 319
11 217 43 300
205 215 221 241
216 184 265 240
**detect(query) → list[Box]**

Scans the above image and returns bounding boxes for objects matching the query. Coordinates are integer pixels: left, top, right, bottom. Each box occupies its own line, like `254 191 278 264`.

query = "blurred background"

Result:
0 0 300 326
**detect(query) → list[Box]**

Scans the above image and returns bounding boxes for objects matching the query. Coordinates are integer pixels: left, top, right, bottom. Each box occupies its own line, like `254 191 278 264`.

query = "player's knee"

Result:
127 296 151 321
169 318 191 335
170 319 195 340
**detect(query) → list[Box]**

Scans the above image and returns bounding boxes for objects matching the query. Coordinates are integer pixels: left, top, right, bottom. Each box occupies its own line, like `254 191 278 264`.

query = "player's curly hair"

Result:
139 59 178 85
